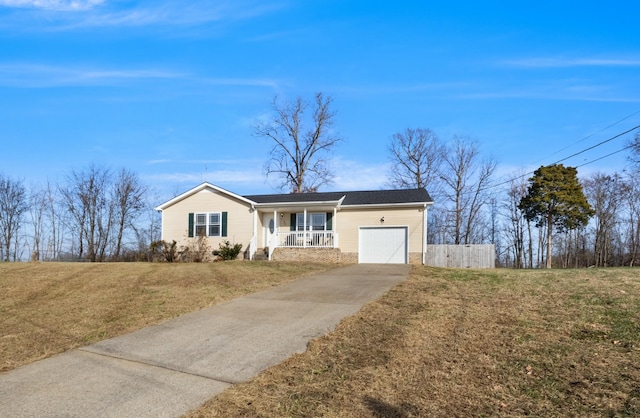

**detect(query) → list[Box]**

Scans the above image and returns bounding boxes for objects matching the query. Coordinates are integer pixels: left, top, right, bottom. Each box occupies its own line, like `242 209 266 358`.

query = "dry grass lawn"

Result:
0 261 332 372
188 267 640 417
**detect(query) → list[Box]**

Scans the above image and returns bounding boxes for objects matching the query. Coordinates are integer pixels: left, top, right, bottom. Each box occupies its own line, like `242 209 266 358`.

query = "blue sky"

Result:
1 0 639 201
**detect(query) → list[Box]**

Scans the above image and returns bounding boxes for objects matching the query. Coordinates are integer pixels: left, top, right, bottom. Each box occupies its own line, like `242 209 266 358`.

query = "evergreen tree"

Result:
519 164 594 268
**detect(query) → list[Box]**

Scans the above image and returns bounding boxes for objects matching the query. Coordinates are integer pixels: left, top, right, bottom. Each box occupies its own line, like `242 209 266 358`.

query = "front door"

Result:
263 214 275 247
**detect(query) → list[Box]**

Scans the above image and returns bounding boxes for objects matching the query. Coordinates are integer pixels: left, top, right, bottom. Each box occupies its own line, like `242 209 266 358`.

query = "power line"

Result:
540 109 640 162
485 125 640 192
577 143 637 168
555 124 640 165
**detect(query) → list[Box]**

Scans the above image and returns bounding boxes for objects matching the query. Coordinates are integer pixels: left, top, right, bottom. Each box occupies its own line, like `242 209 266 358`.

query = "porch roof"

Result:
244 188 432 208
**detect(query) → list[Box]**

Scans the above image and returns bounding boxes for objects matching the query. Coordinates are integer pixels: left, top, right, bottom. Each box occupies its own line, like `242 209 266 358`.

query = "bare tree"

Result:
584 173 624 267
112 169 147 260
28 185 49 261
0 174 28 261
503 175 529 268
60 165 113 262
629 131 640 167
623 172 640 266
43 181 65 261
388 128 444 192
439 136 497 245
254 92 341 193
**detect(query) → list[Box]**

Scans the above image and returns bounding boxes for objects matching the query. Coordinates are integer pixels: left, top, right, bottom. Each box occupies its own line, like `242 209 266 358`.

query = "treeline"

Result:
2 129 640 268
0 165 159 262
388 129 640 268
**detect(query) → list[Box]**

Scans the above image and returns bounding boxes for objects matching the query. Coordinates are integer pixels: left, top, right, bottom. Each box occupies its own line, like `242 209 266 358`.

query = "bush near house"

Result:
213 240 243 261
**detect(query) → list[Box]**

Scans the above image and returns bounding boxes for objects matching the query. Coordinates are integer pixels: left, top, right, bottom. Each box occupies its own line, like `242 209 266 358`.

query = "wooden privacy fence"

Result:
426 244 495 268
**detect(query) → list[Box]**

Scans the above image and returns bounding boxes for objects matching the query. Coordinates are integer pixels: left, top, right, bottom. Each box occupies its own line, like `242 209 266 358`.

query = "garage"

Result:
358 226 408 264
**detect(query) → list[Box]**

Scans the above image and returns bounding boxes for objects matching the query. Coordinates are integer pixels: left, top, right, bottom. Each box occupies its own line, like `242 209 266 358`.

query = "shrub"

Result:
181 234 211 262
149 240 178 262
213 240 243 261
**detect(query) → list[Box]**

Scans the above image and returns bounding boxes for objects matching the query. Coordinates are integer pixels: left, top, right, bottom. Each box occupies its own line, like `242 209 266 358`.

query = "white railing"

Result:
275 231 336 248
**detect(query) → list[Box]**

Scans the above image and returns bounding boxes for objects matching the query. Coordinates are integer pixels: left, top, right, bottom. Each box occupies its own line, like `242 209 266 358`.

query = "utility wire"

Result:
577 143 637 168
540 109 640 162
555 124 640 165
480 124 640 193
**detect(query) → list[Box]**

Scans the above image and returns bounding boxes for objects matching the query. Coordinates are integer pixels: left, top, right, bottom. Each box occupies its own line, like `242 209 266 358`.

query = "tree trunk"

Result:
546 213 553 268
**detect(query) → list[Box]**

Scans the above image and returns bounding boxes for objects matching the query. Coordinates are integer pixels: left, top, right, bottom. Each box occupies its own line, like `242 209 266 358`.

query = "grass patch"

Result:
0 261 332 372
187 267 640 417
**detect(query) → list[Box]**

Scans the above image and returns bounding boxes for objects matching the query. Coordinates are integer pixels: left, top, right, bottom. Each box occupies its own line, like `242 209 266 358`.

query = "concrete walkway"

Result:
0 264 410 417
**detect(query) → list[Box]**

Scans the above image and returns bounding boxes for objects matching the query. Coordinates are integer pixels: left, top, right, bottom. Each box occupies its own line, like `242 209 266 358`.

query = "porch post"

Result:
252 207 257 242
273 209 277 244
303 207 307 248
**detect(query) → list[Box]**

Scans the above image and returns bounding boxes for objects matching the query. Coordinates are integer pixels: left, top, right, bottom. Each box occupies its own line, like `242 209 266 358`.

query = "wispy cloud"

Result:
0 0 286 30
0 0 103 11
502 56 640 68
0 63 184 87
148 170 263 185
452 74 640 103
145 157 391 194
148 158 262 166
330 158 390 191
200 77 279 88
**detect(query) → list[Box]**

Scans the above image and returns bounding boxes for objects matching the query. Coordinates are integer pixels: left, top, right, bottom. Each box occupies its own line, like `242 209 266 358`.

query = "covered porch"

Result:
247 196 344 260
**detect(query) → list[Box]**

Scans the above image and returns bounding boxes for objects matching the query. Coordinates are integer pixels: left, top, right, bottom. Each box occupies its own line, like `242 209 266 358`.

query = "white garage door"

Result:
359 227 408 264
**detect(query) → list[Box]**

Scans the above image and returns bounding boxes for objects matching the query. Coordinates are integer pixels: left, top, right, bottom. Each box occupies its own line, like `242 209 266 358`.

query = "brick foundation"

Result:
272 247 343 263
270 249 424 264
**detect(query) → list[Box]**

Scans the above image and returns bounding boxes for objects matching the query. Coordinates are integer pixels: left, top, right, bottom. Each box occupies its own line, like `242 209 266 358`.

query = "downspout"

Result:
252 206 257 259
333 207 338 248
157 210 163 241
422 203 428 265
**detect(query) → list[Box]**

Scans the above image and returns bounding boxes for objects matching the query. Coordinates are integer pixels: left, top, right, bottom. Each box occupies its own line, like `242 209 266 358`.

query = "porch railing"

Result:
275 231 336 248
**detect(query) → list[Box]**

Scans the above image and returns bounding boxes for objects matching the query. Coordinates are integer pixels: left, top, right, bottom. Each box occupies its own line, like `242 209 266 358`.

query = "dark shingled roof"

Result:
244 188 432 206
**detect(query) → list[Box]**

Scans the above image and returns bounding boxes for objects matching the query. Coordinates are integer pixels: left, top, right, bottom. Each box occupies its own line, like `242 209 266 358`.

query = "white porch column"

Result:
252 208 257 240
273 209 278 248
303 207 307 248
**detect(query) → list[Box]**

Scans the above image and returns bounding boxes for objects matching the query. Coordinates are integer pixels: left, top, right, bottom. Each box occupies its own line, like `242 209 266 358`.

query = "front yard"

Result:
0 261 332 371
188 267 640 417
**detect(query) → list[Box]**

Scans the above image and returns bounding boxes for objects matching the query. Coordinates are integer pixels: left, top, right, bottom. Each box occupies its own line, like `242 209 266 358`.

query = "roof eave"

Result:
342 201 433 209
253 199 343 209
155 182 256 211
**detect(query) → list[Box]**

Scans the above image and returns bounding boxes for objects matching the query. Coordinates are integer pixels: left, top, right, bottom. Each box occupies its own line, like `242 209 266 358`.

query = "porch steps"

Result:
253 248 269 261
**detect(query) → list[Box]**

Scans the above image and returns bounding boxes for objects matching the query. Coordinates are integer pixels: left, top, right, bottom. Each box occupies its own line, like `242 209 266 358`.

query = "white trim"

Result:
194 211 222 237
155 182 255 211
343 201 432 210
252 200 343 209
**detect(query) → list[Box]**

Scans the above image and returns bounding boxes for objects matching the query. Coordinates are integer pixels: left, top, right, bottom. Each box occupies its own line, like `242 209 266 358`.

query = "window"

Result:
296 213 326 231
193 212 222 237
209 213 220 236
195 213 207 237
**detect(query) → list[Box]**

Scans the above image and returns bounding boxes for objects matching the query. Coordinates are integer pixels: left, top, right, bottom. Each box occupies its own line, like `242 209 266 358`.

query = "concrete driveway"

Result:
0 264 410 417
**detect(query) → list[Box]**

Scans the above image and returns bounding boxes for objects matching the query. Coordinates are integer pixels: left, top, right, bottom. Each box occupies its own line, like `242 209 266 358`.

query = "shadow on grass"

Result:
363 395 419 418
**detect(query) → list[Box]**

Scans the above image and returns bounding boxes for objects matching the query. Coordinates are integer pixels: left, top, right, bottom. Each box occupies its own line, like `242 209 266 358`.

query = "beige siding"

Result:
161 188 254 250
336 207 425 255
